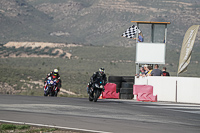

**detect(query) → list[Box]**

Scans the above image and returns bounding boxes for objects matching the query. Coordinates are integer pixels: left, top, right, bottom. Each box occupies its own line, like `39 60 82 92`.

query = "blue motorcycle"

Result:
44 77 59 97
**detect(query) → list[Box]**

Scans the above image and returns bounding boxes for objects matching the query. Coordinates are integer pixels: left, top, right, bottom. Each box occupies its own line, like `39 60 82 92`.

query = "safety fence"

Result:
135 76 200 104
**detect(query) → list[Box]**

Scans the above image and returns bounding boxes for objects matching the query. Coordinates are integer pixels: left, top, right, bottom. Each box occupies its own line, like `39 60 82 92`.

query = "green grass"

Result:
0 123 59 133
0 124 30 130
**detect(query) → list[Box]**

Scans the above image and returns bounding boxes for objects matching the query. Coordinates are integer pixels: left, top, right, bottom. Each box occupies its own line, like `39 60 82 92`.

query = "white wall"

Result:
177 77 200 104
136 43 166 64
134 76 148 85
147 77 177 102
135 76 200 104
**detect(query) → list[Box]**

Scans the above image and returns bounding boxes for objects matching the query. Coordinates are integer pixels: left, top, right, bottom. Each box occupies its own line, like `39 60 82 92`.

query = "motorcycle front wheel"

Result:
54 90 58 97
93 89 100 102
89 95 93 101
44 89 49 96
44 92 48 96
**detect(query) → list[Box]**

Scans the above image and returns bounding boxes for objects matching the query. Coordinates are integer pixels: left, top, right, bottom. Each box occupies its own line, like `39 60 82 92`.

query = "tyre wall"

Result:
108 76 134 99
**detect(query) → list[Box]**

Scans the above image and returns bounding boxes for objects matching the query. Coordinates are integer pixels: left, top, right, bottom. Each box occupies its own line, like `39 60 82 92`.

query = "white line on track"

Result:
0 120 112 133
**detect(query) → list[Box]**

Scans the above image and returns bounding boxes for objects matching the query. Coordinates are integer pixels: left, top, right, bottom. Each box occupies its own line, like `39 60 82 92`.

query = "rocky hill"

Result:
0 0 200 48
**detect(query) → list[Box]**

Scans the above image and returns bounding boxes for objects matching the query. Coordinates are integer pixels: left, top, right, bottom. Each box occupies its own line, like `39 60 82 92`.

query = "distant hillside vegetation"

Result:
0 0 199 48
0 43 200 97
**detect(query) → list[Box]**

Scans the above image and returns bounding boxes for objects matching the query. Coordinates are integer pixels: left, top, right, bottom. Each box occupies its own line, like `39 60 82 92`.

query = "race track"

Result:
0 95 200 133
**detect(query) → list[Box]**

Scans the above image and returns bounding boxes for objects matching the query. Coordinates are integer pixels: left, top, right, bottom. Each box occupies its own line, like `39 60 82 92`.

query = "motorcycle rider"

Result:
87 67 107 93
44 68 62 93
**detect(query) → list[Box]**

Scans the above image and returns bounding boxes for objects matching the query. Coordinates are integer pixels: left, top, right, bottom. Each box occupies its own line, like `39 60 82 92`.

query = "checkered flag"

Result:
122 25 141 38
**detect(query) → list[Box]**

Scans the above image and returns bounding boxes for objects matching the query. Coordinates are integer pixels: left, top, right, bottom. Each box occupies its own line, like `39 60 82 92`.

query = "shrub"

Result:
0 124 16 130
51 51 59 56
47 48 53 55
3 53 9 57
24 47 32 53
16 125 30 130
37 49 45 55
16 52 21 56
59 52 66 58
18 46 25 51
0 124 30 130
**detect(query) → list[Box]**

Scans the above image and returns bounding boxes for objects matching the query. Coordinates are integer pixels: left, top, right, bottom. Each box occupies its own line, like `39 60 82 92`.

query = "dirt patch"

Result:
4 42 82 49
60 88 77 96
2 42 76 59
0 82 20 94
4 52 72 59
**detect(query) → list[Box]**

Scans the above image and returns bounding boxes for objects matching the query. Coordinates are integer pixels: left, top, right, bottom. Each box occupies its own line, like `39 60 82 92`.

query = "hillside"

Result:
0 42 200 97
0 0 200 97
0 0 200 48
0 43 136 96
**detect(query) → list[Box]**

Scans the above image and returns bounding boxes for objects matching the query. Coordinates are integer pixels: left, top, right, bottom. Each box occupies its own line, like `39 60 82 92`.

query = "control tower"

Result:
131 21 171 73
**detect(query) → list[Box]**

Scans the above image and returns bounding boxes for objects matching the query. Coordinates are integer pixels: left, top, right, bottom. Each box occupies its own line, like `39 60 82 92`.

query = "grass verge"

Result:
0 123 82 133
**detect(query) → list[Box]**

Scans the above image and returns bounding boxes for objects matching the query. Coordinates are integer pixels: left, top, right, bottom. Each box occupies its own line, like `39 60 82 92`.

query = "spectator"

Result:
144 64 149 75
139 67 145 76
150 64 163 76
162 67 170 76
134 32 144 42
135 67 145 78
146 66 153 76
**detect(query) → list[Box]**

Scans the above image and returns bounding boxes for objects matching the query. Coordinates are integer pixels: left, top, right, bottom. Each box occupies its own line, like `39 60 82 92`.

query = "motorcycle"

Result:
44 77 59 97
88 78 105 102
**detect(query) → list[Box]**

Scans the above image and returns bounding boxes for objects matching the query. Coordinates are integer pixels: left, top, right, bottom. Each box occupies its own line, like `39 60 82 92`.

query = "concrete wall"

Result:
177 77 200 104
135 76 200 104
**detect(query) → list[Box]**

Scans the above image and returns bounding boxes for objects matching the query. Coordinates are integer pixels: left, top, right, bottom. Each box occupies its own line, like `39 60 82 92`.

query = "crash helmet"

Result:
53 69 59 76
99 67 105 75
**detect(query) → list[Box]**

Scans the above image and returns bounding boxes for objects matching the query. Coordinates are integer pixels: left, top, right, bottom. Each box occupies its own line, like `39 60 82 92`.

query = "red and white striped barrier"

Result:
133 85 157 102
102 83 119 99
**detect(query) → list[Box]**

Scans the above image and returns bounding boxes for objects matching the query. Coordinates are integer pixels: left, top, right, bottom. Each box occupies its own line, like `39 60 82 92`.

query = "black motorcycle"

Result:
88 78 105 102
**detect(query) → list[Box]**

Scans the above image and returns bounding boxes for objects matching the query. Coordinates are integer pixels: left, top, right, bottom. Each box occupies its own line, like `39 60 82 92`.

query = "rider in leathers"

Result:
44 69 62 92
87 68 107 93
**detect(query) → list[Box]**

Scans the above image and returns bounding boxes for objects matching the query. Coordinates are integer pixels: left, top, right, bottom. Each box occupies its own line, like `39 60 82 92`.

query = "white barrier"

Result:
135 76 200 104
177 77 200 104
148 77 177 102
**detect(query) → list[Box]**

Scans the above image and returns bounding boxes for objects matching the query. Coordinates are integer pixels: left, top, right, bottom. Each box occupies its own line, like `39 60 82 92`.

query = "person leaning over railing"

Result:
135 66 145 78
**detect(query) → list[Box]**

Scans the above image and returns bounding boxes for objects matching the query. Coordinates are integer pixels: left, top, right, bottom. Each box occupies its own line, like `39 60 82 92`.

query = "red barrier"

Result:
133 85 157 102
102 83 119 99
133 85 153 95
137 93 157 102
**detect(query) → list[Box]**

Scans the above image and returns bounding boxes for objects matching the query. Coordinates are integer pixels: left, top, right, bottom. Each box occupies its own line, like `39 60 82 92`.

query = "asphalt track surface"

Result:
0 95 200 133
